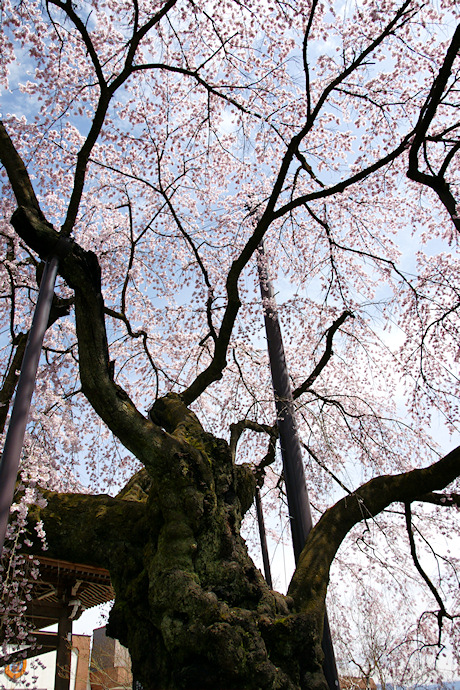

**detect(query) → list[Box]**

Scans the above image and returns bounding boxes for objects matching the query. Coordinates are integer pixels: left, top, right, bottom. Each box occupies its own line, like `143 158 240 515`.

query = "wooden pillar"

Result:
55 590 73 690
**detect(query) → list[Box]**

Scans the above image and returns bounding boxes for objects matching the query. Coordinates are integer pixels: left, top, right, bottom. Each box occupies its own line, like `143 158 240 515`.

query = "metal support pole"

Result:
255 488 273 588
257 241 340 689
0 256 59 556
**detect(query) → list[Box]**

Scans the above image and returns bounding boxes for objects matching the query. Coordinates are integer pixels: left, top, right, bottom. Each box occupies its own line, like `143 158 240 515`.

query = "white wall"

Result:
0 647 80 690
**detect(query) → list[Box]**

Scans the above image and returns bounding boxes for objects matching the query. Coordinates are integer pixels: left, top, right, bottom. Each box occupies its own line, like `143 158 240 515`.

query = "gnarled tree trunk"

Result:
29 395 327 690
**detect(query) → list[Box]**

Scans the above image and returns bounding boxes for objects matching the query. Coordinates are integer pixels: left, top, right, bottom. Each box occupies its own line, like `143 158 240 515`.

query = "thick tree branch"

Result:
415 491 460 507
288 445 460 616
407 24 460 231
0 332 28 434
1 115 171 465
0 121 43 215
60 93 112 236
1 118 220 479
27 491 149 570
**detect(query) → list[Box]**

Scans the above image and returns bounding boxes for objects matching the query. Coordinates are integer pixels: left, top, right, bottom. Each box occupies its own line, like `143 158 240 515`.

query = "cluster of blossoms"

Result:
0 454 46 656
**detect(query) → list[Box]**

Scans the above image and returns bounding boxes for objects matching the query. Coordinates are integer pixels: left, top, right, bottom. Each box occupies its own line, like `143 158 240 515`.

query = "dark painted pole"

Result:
255 487 273 588
55 611 72 690
257 241 340 689
0 256 59 556
55 586 73 690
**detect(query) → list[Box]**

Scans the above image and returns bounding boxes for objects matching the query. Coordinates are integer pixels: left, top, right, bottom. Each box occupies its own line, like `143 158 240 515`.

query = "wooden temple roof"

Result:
25 555 115 631
0 556 115 674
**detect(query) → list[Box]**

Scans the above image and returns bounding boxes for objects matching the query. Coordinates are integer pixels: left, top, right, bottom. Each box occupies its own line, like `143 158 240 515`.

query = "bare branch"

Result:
407 24 460 231
292 310 354 399
405 502 453 644
229 418 276 458
415 491 460 507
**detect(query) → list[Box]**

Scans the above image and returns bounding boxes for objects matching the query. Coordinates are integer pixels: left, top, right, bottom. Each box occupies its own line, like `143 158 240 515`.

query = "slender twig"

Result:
404 502 453 644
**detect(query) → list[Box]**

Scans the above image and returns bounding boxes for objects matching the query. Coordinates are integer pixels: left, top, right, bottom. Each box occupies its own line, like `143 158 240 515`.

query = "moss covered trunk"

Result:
109 435 325 689
29 394 326 690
